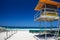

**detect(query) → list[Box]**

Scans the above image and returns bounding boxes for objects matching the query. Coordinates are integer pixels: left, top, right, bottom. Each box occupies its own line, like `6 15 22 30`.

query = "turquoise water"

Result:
1 26 58 29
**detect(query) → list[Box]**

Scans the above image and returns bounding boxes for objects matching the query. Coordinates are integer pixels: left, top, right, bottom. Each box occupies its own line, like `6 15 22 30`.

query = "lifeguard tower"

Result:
34 0 60 21
34 0 60 40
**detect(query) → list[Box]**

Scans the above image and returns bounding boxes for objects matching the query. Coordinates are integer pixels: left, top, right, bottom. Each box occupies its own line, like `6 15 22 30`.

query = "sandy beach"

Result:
7 30 36 40
0 30 36 40
0 30 56 40
0 32 6 40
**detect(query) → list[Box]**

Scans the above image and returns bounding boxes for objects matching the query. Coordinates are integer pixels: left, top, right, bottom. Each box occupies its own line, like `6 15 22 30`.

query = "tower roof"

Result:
35 0 60 10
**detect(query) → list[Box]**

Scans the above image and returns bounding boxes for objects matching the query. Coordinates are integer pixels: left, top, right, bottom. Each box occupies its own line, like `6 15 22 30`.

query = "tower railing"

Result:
34 8 60 21
34 10 41 20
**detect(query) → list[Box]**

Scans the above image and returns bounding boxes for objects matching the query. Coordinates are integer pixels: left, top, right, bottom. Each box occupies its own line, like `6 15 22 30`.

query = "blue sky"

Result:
0 0 60 27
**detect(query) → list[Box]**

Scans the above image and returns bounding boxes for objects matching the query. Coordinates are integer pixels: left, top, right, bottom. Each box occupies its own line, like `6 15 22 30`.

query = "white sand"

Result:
0 31 17 40
7 30 36 40
0 32 6 40
0 30 56 40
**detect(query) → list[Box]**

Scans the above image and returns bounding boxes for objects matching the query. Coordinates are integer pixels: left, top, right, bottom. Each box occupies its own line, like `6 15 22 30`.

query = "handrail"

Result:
34 11 40 19
43 8 60 12
34 8 60 20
